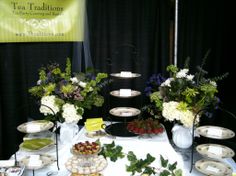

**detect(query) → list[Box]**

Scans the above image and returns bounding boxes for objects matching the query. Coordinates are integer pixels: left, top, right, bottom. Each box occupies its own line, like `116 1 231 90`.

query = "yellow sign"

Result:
85 118 104 132
0 0 85 42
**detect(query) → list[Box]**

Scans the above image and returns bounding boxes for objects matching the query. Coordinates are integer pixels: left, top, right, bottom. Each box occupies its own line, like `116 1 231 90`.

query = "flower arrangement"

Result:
148 55 228 128
29 58 108 123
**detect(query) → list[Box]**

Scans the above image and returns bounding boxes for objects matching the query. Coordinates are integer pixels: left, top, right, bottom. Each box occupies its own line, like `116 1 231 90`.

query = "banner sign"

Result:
0 0 85 42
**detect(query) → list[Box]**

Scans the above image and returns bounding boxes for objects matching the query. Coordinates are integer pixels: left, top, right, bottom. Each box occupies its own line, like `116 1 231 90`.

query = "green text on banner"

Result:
0 0 85 42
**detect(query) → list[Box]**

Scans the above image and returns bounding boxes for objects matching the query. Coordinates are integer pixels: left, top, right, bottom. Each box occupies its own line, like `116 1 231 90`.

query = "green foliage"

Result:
148 51 228 127
167 65 178 75
150 92 163 111
98 141 183 176
100 141 125 162
160 155 183 176
28 58 108 122
126 151 156 175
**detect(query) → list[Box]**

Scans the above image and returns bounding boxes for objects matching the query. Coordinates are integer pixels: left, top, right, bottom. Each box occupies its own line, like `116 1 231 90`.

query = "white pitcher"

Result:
172 124 193 149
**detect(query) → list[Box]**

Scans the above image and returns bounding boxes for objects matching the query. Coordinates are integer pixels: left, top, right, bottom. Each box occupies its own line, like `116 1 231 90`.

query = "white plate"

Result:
110 73 141 78
196 125 235 139
17 120 54 133
19 154 55 170
0 160 15 167
110 90 141 98
109 107 141 117
0 166 25 176
85 131 107 138
196 144 235 159
195 159 233 176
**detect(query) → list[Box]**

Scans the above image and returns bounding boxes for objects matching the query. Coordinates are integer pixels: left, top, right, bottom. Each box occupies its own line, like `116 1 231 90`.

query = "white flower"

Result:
161 78 174 87
79 81 93 91
70 77 79 84
179 110 195 128
210 81 217 87
186 74 194 81
79 81 87 88
37 80 42 85
162 101 181 121
40 95 60 115
162 101 195 128
176 69 189 78
62 103 83 123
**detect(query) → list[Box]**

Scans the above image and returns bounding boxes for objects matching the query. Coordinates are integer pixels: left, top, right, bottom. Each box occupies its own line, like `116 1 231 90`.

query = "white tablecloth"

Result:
13 126 236 176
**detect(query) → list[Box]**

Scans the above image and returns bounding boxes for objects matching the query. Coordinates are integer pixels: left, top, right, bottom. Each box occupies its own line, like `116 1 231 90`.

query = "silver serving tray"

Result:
196 143 235 159
19 154 55 170
195 159 232 176
110 73 141 78
110 90 141 98
196 125 235 139
109 107 141 117
17 120 54 133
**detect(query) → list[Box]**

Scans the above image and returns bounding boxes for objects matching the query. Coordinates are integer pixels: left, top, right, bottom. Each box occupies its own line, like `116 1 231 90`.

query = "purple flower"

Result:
144 73 166 96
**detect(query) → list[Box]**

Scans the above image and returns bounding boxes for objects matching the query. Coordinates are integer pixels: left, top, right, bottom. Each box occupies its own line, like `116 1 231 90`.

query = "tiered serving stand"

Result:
193 125 235 176
65 141 107 175
105 71 141 137
16 120 57 175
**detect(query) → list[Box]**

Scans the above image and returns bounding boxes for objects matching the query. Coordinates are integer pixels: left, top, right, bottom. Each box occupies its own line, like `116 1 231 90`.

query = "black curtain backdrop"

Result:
86 0 171 118
0 0 171 159
178 0 236 122
0 43 78 159
178 0 236 157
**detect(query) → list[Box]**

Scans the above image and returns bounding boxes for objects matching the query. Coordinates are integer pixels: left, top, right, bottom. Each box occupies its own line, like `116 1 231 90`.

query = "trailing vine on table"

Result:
98 141 183 176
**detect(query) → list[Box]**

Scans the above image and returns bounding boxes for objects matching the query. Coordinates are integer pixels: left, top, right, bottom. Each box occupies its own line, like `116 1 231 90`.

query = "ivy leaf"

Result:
127 151 137 161
146 153 155 164
168 161 177 171
143 166 156 175
160 155 168 168
174 169 183 176
100 141 124 162
160 170 171 176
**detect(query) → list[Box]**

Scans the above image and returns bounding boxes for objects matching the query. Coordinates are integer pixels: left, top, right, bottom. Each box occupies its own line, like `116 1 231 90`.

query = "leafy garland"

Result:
99 141 183 176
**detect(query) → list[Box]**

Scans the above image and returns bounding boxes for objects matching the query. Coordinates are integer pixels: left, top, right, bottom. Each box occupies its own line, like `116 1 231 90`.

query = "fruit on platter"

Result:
127 118 164 135
72 141 100 155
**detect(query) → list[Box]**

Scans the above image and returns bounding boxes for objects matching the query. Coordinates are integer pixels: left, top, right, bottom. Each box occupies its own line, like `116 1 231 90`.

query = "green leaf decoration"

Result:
168 161 177 171
99 141 124 162
160 155 168 168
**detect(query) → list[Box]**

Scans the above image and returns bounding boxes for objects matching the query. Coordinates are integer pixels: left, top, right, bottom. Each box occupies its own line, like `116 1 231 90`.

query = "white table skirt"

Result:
13 126 236 176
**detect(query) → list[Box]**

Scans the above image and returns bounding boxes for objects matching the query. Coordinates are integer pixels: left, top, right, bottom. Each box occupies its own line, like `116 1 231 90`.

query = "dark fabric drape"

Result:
178 0 236 120
87 0 171 118
177 0 236 158
0 43 78 159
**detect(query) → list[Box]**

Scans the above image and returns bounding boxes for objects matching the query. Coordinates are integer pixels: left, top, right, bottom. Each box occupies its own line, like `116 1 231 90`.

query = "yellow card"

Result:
85 118 104 132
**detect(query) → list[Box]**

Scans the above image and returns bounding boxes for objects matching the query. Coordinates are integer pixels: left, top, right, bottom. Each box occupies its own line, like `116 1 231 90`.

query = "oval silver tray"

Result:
19 154 55 170
195 159 232 176
196 143 235 159
110 90 141 98
110 73 141 78
17 120 54 133
109 107 141 117
196 125 235 139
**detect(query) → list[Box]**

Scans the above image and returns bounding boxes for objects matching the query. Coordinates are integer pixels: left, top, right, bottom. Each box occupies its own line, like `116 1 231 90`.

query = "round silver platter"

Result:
196 125 235 139
109 107 141 117
110 90 141 98
110 73 141 79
